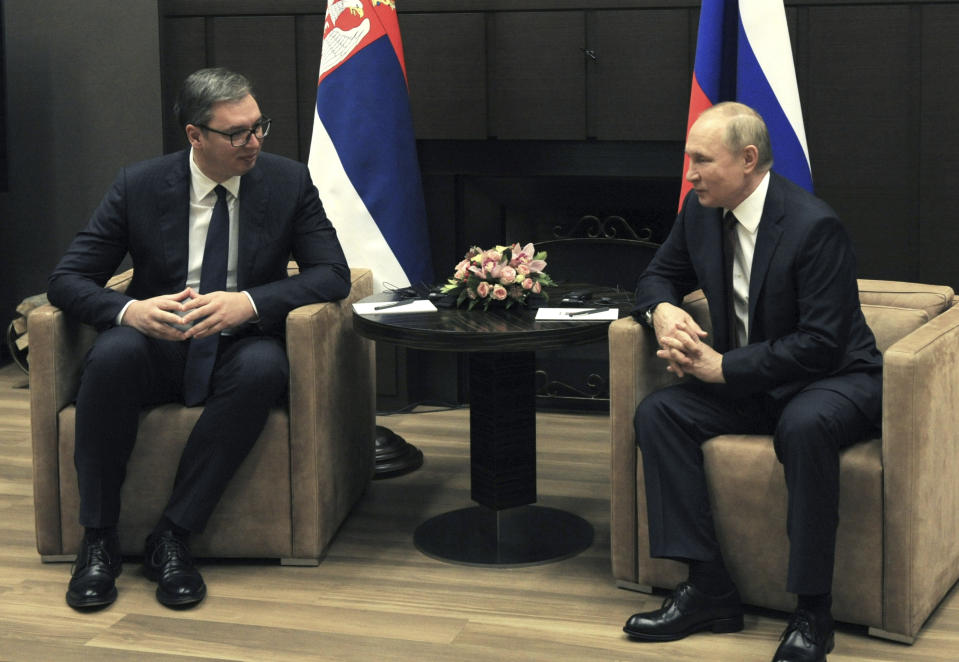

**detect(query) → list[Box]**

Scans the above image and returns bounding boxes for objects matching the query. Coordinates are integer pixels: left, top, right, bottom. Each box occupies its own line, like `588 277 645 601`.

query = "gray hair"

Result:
704 102 774 172
174 68 254 129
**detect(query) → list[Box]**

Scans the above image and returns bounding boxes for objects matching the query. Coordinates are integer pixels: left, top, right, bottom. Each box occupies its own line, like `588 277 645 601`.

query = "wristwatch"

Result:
643 303 660 326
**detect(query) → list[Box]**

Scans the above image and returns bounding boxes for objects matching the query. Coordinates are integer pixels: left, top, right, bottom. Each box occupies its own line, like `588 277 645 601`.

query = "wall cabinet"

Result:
402 9 691 141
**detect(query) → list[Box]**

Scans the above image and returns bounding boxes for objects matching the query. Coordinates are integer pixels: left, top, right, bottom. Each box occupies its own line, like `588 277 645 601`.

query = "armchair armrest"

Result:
879 304 959 638
285 267 375 559
609 290 711 582
28 304 99 555
27 267 136 555
609 316 681 582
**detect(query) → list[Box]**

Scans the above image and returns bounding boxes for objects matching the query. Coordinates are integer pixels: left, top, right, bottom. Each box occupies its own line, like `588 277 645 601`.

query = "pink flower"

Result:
513 242 534 260
441 242 551 307
529 259 547 273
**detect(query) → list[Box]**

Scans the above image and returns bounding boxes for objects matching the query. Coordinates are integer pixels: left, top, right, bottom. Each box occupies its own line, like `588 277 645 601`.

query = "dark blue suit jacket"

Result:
634 172 882 419
48 149 350 337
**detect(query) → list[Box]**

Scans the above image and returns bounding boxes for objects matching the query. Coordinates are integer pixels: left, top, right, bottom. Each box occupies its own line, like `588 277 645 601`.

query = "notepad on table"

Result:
352 300 438 315
535 307 619 321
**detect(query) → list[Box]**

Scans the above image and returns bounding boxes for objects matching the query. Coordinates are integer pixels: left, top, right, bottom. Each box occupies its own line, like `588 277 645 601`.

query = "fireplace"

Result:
381 139 684 412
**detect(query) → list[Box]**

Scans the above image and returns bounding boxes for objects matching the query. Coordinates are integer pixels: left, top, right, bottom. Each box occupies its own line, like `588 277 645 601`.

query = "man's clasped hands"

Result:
122 288 256 342
651 301 726 384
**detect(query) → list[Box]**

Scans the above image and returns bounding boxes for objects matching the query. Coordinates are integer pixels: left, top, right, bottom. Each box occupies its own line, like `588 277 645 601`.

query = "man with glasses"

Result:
47 68 350 609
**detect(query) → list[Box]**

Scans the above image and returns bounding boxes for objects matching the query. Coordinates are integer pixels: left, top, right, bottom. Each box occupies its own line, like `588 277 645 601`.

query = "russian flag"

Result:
680 0 812 208
309 0 433 292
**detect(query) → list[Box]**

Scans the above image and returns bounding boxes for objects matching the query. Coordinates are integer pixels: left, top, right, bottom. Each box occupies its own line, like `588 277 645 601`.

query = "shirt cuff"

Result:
116 300 135 326
242 290 260 322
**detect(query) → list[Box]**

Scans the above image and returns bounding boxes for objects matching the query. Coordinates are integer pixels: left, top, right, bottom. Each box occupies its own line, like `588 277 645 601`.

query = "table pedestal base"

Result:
413 504 593 566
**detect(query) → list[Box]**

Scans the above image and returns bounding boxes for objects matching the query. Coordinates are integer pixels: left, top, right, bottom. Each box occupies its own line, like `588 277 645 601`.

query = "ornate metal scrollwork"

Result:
534 369 609 401
553 214 655 242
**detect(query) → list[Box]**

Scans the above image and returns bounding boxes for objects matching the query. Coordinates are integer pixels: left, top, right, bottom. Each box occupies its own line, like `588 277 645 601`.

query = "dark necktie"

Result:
183 185 229 406
723 211 740 350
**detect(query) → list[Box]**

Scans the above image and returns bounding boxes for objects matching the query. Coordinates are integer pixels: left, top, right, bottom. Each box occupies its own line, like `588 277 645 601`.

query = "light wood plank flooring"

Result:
1 362 956 660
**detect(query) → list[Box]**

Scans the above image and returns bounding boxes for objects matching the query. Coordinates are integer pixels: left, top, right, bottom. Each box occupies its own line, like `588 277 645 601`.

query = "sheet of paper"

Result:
535 307 620 321
353 300 438 315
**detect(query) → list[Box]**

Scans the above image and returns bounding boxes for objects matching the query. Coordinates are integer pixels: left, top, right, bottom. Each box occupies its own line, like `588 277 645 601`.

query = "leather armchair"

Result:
29 264 375 565
609 279 959 643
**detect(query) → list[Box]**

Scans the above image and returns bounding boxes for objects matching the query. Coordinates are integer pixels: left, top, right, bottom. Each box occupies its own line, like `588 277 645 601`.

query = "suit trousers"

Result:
73 326 289 533
635 374 881 595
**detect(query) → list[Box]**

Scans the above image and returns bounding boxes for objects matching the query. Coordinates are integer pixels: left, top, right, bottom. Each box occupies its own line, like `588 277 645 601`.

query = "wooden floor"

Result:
1 362 957 661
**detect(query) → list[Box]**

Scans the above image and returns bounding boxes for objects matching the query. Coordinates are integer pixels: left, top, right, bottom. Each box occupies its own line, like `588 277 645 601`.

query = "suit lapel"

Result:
237 164 268 291
157 151 192 286
747 174 787 338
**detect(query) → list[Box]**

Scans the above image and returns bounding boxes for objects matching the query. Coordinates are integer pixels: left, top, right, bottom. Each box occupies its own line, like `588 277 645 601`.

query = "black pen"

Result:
374 300 415 310
566 306 610 317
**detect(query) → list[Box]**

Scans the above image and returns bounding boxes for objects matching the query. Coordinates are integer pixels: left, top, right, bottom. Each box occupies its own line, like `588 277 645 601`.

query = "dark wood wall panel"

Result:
162 17 207 152
586 9 689 141
804 5 917 281
919 5 959 287
488 11 586 139
294 14 324 164
401 12 487 140
210 16 300 160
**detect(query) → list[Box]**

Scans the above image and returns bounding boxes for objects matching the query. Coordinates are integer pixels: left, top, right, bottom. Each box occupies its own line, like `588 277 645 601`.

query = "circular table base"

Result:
414 505 593 566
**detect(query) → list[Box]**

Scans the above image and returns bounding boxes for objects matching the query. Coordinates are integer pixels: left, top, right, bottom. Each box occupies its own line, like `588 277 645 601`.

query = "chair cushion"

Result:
861 304 931 354
57 404 293 558
702 435 883 626
858 279 954 318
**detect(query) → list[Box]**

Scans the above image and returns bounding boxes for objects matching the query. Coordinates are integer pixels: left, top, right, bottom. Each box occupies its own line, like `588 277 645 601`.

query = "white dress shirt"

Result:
116 148 258 325
724 171 770 347
187 149 241 293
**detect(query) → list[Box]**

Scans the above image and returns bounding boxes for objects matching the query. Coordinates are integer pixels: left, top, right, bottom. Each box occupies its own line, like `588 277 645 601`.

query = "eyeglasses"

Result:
198 117 272 147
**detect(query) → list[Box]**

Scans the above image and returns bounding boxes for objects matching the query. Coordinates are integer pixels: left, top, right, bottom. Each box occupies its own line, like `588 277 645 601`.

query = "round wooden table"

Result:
353 292 622 566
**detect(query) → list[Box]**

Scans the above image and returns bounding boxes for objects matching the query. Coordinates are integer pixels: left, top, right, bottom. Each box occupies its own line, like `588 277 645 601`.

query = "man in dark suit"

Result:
48 68 350 610
622 102 882 662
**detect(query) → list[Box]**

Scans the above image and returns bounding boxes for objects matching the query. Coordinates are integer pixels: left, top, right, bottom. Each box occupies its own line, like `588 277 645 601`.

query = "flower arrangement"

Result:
440 243 555 310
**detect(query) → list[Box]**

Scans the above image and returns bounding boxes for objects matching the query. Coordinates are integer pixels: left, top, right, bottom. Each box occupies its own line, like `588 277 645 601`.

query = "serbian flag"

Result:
680 0 812 208
309 0 433 292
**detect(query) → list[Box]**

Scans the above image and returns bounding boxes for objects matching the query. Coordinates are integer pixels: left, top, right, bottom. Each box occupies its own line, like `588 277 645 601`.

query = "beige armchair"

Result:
29 264 375 565
610 279 959 643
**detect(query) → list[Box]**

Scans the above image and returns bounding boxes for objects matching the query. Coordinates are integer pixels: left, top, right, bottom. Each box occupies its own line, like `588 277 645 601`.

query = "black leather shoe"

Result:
66 530 122 609
143 531 206 607
773 609 834 662
624 581 743 641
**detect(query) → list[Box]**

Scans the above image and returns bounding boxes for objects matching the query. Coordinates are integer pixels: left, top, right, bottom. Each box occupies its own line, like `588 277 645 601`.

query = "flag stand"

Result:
373 425 423 479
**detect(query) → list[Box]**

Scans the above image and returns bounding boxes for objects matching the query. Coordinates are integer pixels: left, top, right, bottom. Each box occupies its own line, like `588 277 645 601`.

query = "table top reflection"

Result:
352 291 627 353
